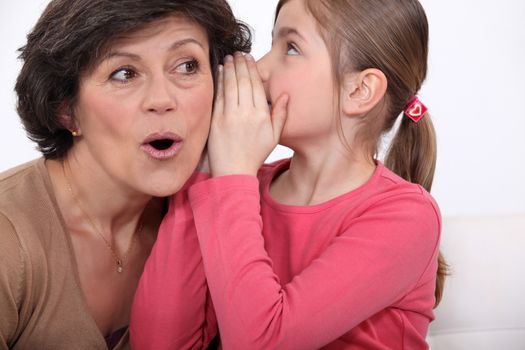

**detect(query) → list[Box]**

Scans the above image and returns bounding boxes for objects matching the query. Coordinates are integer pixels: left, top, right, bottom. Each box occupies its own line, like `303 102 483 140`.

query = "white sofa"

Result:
428 214 525 349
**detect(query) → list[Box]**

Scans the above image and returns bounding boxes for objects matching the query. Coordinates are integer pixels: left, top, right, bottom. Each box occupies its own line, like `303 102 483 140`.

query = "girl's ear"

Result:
341 68 388 117
58 102 81 136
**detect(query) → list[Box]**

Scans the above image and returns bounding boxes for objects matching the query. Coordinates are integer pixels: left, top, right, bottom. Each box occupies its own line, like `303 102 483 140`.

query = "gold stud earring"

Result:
71 130 79 137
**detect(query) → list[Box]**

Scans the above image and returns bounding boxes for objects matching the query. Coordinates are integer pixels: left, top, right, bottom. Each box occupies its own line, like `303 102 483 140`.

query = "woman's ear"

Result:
58 102 81 136
341 68 388 117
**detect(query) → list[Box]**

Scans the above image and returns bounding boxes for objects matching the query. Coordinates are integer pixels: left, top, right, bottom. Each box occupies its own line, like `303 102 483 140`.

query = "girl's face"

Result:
257 0 336 149
70 16 213 197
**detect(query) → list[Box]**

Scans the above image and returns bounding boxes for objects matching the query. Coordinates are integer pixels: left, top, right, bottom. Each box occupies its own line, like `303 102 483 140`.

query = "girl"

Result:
131 0 446 349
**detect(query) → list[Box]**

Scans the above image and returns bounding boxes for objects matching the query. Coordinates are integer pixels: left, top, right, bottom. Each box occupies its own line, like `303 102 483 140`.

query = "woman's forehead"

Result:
109 15 208 50
86 15 210 71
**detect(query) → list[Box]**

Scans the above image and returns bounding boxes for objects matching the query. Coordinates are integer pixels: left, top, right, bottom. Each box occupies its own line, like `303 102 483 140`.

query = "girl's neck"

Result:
270 144 376 206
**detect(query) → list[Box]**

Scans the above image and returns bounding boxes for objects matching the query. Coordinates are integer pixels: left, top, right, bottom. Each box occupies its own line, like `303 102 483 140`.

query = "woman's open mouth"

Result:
140 132 183 160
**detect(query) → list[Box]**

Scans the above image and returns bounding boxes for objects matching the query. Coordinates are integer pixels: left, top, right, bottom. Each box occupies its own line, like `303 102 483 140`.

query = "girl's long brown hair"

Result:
276 0 447 307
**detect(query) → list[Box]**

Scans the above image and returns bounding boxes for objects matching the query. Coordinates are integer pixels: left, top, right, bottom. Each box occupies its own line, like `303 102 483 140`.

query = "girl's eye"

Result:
286 43 300 56
110 67 137 83
175 59 199 74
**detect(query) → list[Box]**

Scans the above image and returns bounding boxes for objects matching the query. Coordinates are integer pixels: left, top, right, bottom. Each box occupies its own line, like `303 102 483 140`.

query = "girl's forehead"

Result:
273 1 325 47
275 0 308 24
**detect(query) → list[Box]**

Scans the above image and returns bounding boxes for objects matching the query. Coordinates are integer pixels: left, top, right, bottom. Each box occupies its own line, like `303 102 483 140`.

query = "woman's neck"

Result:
46 155 152 237
270 142 376 206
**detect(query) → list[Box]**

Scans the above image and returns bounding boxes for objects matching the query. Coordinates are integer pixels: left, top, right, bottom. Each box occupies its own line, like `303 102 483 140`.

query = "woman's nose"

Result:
142 76 176 114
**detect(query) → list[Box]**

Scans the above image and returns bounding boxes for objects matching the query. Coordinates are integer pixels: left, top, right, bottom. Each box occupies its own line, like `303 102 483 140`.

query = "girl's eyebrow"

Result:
272 26 306 42
105 38 205 61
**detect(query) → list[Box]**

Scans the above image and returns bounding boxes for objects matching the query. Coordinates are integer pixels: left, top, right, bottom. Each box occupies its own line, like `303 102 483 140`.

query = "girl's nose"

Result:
256 53 271 98
256 52 270 83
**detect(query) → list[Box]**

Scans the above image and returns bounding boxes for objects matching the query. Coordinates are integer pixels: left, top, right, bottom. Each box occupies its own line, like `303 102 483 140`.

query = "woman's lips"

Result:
140 132 183 160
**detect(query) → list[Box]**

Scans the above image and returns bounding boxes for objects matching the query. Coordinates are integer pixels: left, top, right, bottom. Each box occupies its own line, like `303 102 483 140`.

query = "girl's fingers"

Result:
212 65 225 119
270 94 289 140
246 54 268 110
223 55 238 113
234 52 254 108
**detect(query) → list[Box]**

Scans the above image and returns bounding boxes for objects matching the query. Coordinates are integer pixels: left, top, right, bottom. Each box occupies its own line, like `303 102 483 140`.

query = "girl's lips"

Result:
140 132 183 160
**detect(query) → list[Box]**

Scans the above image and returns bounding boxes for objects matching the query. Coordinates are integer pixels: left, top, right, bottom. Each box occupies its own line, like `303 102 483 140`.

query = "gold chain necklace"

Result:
62 160 142 273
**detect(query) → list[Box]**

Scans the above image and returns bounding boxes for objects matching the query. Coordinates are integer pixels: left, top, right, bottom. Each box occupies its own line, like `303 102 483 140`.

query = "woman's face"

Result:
70 16 213 197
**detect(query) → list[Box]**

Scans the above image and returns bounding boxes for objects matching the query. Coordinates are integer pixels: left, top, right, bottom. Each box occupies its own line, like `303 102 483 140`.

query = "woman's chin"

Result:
143 171 191 198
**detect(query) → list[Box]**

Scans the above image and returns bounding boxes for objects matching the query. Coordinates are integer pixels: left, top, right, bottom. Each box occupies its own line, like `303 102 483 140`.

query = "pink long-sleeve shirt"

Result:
132 159 441 349
130 172 217 349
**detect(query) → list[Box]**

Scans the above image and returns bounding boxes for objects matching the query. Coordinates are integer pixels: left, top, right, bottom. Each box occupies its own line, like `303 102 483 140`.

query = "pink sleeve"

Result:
130 188 217 349
189 175 440 350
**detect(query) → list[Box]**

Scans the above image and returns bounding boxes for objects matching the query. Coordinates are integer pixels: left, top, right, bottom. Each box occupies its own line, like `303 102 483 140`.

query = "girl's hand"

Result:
208 52 288 177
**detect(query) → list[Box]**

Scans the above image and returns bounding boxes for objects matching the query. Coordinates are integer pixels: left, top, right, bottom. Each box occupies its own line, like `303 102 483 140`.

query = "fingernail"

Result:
246 53 254 60
234 51 243 58
225 55 233 63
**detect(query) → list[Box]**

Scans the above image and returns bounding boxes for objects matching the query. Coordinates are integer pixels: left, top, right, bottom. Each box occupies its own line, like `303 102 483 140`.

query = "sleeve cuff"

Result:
188 175 260 206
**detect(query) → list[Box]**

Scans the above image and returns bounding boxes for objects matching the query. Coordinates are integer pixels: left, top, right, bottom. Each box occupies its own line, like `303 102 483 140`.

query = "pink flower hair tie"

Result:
403 96 428 123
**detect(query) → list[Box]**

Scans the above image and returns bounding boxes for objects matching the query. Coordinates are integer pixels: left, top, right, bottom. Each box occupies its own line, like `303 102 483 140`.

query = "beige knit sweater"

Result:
0 159 129 350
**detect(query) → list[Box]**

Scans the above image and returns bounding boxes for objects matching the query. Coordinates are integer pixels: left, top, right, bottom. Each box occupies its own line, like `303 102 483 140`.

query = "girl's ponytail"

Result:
385 113 436 193
385 113 448 306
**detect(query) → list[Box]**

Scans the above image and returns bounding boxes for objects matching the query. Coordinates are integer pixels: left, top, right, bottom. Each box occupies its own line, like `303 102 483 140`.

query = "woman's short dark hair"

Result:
15 0 251 159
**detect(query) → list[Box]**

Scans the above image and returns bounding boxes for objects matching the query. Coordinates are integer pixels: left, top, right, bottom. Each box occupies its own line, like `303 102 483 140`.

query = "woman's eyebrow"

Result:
167 37 206 51
105 38 205 61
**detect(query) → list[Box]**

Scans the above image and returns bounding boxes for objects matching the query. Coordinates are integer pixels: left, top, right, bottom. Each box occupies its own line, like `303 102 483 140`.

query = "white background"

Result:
1 0 524 218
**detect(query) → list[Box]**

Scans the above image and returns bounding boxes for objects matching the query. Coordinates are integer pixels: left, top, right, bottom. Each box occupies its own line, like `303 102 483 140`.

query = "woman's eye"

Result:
286 43 300 56
175 59 199 74
110 68 137 83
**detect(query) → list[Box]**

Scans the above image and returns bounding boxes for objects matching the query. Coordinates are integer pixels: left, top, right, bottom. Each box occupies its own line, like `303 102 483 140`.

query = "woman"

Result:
0 0 250 349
